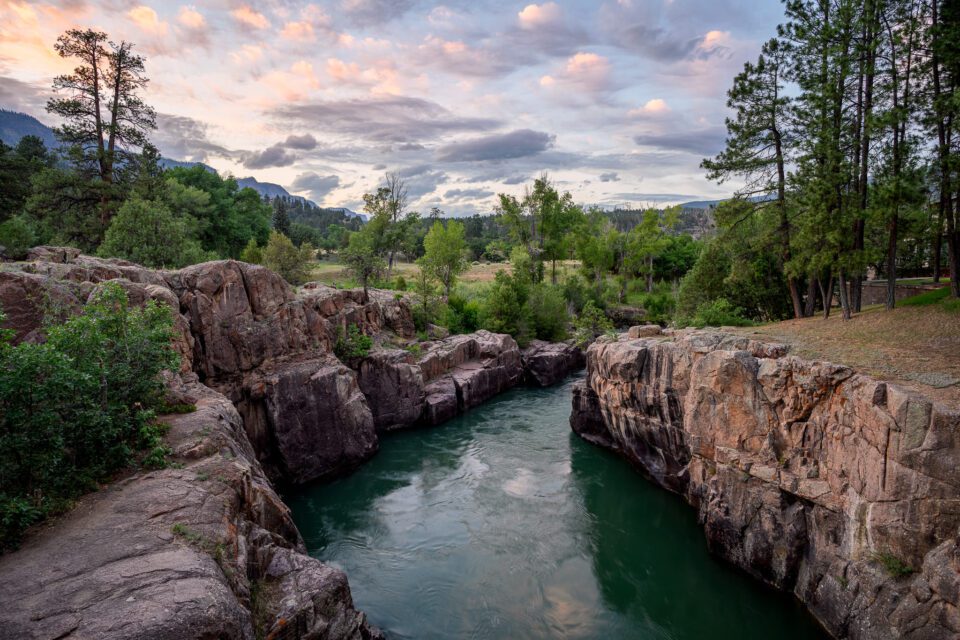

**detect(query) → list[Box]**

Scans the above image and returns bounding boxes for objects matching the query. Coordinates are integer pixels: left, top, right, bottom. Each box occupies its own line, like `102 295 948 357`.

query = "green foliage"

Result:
0 283 177 549
687 298 753 328
573 301 613 346
271 199 291 236
341 228 385 294
480 270 532 345
526 283 569 341
871 551 915 578
98 196 209 268
411 268 440 331
261 231 314 285
442 294 481 334
418 220 468 297
334 324 373 361
240 238 262 264
0 215 36 260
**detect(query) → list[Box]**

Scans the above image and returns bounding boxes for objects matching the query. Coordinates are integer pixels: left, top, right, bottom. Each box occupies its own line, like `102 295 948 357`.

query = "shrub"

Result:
443 294 481 334
261 231 314 285
334 324 373 361
689 298 753 327
240 237 262 264
573 300 614 346
526 284 569 341
871 551 915 578
0 215 36 260
99 196 209 268
480 270 532 345
0 283 177 549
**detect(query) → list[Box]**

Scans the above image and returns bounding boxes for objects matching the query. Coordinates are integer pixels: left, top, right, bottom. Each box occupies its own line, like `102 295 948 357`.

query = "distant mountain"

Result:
0 109 59 150
158 158 217 173
678 194 774 210
236 177 366 220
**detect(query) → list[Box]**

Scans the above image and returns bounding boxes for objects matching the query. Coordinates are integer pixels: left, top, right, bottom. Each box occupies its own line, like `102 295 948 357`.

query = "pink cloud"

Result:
518 2 562 29
177 6 205 30
231 6 269 30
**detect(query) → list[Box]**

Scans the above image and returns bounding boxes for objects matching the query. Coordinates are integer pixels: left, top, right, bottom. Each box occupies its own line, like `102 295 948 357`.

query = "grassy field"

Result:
730 291 960 409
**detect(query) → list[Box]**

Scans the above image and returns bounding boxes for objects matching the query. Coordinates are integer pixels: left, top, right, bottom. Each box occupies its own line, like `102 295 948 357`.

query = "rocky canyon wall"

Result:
571 329 960 639
0 248 584 639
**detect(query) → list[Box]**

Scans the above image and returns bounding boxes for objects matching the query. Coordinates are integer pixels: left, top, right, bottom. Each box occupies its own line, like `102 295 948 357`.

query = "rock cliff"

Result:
0 249 584 639
571 330 960 639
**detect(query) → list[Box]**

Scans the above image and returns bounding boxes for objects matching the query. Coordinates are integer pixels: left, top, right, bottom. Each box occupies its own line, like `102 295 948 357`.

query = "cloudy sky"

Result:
0 0 787 215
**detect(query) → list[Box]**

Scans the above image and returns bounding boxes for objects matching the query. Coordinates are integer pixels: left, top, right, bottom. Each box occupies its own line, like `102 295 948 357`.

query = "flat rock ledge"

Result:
0 375 383 640
571 329 960 640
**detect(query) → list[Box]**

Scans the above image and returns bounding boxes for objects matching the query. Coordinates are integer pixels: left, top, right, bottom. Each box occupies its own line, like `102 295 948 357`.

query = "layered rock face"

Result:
521 340 585 387
571 330 960 639
0 374 382 640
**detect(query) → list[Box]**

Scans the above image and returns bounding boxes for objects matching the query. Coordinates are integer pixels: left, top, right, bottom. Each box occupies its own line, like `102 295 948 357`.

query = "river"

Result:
287 374 828 640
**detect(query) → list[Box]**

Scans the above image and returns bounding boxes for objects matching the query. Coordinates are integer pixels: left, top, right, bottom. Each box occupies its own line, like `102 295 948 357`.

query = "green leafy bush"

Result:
526 284 569 341
688 298 753 327
261 231 314 285
442 294 481 334
0 283 177 549
98 196 209 268
480 270 532 345
573 300 613 346
240 237 262 264
0 215 36 260
871 551 915 578
334 324 373 361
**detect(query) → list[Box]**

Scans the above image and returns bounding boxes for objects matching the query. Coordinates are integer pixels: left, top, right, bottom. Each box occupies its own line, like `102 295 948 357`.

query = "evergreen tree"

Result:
272 198 291 236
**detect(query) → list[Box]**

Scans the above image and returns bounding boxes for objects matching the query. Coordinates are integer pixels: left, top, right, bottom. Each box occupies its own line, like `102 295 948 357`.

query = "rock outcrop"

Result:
0 375 382 640
520 339 585 387
571 330 960 639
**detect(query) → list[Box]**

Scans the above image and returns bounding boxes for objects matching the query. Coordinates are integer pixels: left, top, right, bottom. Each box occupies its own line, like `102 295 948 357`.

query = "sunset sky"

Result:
0 0 787 215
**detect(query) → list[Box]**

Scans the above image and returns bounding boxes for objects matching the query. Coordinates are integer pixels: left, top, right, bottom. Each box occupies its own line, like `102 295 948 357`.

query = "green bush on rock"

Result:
0 283 177 549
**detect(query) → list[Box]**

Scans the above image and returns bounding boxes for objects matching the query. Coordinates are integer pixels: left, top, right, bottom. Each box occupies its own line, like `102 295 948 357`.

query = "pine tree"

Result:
272 198 291 236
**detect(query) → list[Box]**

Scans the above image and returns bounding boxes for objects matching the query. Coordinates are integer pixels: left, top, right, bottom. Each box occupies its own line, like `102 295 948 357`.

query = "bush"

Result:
480 270 532 345
442 294 481 334
99 196 209 268
334 324 373 361
240 238 262 264
526 284 569 341
0 215 36 260
688 298 753 327
0 283 177 549
261 231 314 285
573 300 614 346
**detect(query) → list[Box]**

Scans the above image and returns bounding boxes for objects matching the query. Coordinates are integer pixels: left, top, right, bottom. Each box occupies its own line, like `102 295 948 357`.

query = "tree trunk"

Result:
933 223 943 283
886 213 898 310
788 277 803 319
819 271 834 319
805 276 818 317
838 268 852 320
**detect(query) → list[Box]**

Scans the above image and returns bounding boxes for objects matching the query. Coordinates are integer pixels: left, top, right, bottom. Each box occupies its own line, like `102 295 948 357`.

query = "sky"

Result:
0 0 788 215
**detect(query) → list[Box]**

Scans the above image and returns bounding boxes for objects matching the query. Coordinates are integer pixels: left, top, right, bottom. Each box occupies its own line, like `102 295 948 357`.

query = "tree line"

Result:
701 0 959 320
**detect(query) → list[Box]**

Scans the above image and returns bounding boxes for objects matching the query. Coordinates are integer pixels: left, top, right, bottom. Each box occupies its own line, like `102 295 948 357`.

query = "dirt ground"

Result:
730 304 960 409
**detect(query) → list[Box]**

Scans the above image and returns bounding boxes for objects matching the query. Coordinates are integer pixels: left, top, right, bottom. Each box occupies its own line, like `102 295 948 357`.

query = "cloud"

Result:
231 6 269 30
540 52 612 93
628 98 671 117
231 44 263 64
444 187 494 200
599 172 620 182
633 126 726 155
436 129 555 162
177 6 205 30
518 2 563 29
241 144 297 169
291 172 340 201
153 113 234 162
503 175 528 185
283 133 317 150
128 5 167 35
341 0 416 26
274 96 501 143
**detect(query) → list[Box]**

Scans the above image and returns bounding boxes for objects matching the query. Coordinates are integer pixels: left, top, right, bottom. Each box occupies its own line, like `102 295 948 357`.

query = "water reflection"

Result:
285 376 827 640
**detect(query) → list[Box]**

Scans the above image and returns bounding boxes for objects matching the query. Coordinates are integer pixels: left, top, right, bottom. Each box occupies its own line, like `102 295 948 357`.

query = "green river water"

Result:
287 374 829 640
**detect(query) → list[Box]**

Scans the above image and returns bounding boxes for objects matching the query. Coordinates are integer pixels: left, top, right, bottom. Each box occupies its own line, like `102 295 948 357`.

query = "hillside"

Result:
0 109 59 150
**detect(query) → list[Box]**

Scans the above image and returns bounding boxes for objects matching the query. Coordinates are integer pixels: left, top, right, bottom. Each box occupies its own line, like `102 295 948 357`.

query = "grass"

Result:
730 288 960 409
871 551 915 578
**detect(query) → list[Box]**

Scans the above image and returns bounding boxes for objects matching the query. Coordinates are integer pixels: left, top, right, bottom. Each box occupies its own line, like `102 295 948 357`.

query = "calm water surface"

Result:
287 375 828 640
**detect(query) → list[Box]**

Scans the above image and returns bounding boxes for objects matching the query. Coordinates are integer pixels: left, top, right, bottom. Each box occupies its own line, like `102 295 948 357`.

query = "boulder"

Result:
520 340 585 386
356 349 425 432
627 324 661 339
237 357 378 484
